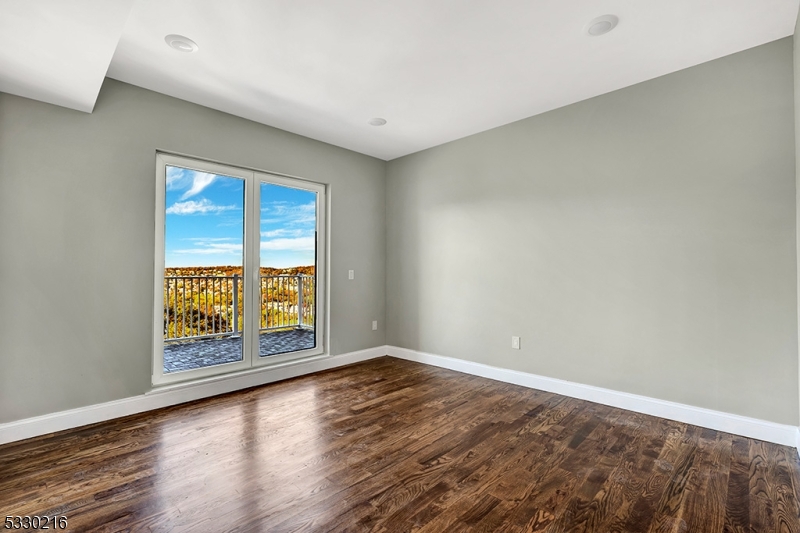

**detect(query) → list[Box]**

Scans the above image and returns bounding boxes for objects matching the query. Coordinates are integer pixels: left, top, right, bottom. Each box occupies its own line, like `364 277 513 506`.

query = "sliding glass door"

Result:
153 153 326 385
258 180 319 359
162 167 247 374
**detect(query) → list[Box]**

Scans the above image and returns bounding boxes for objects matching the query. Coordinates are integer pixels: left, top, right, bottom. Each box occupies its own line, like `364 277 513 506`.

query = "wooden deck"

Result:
1 356 798 532
163 328 315 373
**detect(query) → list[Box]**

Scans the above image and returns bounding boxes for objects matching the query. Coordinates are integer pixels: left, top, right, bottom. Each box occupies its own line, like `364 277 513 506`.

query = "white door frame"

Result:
153 152 327 386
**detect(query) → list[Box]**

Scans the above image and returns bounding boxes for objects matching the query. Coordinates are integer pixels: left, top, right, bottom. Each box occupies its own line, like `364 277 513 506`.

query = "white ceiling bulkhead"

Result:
1 0 798 160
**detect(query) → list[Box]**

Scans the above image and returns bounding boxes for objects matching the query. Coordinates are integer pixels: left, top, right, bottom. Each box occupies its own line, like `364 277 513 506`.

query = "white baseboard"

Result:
4 345 797 450
387 346 799 448
0 345 388 445
796 428 800 456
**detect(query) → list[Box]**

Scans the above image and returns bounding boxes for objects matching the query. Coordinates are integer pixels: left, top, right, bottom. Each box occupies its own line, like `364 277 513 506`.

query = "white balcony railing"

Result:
163 274 315 341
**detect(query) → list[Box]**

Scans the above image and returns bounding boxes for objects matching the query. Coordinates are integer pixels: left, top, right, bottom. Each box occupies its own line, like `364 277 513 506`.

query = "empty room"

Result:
3 0 800 531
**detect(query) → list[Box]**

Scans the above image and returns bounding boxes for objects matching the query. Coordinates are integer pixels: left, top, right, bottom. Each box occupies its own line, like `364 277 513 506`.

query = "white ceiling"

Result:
2 1 799 159
0 0 135 112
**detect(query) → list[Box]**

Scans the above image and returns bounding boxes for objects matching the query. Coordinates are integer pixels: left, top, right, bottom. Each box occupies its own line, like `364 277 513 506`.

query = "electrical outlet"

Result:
372 320 378 331
348 270 354 280
511 336 521 350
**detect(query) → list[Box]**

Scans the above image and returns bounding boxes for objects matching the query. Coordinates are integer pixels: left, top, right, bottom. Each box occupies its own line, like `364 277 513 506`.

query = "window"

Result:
153 153 326 385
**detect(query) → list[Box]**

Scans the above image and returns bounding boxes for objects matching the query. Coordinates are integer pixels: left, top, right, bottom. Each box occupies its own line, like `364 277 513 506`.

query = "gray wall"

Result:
2 38 797 429
0 79 386 424
795 12 800 425
386 38 798 425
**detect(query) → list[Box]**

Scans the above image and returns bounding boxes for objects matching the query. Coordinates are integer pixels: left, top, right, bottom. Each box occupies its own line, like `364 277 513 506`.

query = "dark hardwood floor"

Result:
1 356 799 532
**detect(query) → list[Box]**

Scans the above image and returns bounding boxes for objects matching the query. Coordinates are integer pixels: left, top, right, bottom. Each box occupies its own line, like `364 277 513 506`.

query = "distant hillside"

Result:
163 265 315 340
165 265 315 277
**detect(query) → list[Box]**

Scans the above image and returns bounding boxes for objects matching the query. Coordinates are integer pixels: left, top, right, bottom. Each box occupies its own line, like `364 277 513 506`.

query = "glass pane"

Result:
162 166 245 373
259 182 317 357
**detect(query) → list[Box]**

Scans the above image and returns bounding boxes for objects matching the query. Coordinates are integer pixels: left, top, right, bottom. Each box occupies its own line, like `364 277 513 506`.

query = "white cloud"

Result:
260 228 307 238
166 199 237 215
165 167 220 200
166 166 189 190
260 237 316 252
260 201 316 227
180 171 217 200
173 241 243 256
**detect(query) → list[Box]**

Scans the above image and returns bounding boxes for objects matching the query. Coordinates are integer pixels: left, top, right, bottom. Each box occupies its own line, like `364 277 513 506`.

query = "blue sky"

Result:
164 166 316 268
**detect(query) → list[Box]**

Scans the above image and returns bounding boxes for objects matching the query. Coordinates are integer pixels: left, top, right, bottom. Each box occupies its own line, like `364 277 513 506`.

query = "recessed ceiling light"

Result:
368 118 387 126
586 15 619 37
165 34 199 53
